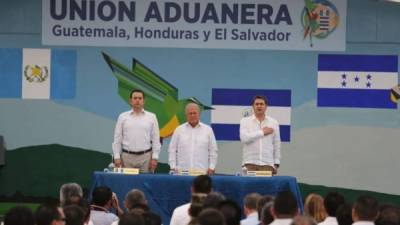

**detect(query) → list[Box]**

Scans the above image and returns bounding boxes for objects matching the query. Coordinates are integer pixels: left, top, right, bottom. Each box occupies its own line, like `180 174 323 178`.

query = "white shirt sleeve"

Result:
168 128 179 170
273 123 281 165
208 128 218 170
151 113 162 160
112 114 124 159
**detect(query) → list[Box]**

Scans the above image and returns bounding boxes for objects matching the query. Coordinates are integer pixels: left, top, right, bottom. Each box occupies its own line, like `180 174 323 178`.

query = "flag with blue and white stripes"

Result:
317 54 398 109
211 88 291 142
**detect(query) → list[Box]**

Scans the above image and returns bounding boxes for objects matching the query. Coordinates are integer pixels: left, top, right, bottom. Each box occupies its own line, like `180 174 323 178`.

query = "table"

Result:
91 172 304 225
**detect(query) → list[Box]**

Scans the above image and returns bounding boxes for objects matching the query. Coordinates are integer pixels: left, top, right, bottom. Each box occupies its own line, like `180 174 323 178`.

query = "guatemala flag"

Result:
211 88 291 142
317 54 398 109
0 48 76 99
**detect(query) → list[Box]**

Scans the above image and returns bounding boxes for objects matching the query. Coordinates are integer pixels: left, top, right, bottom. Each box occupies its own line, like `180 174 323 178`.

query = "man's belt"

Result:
122 148 152 155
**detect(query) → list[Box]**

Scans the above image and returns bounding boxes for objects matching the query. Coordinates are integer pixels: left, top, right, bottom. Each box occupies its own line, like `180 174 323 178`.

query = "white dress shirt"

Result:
240 115 281 166
168 122 218 171
270 218 293 225
170 203 191 225
318 217 338 225
352 221 375 225
241 212 259 225
112 109 161 160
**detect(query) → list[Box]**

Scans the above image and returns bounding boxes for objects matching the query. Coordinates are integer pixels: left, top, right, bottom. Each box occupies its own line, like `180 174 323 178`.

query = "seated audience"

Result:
351 195 379 225
241 193 262 225
319 192 345 225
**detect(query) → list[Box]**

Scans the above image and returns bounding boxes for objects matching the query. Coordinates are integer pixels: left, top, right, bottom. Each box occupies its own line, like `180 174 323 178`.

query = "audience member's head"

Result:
197 208 225 225
243 193 262 216
189 193 208 218
272 191 299 219
304 193 327 223
4 206 35 225
91 186 113 208
63 196 90 224
36 203 65 225
142 211 162 225
257 195 274 220
324 192 345 217
192 175 212 194
291 215 317 225
125 189 147 211
336 203 353 225
60 183 83 207
352 195 379 222
261 201 275 225
118 212 145 225
63 205 85 225
376 204 400 225
203 192 226 209
218 200 241 225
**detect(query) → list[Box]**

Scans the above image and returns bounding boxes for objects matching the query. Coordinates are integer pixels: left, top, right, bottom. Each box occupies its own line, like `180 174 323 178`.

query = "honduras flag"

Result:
0 48 76 99
318 54 398 109
211 88 291 142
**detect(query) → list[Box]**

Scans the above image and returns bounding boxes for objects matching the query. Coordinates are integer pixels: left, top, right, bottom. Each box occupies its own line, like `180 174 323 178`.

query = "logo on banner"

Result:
301 0 340 47
24 65 49 83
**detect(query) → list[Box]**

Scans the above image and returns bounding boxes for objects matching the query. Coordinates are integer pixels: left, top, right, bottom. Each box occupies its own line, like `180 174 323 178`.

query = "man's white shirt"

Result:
168 122 218 171
240 115 281 166
318 217 338 225
169 203 191 225
112 109 161 160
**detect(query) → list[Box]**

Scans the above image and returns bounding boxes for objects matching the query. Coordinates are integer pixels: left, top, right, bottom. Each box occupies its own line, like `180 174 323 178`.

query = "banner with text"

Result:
42 0 346 50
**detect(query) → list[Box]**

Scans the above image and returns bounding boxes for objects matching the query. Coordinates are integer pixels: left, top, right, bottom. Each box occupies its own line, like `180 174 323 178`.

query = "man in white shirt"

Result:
112 89 161 173
240 95 281 174
270 191 299 225
168 102 218 175
241 193 262 225
351 195 378 225
170 175 212 225
319 192 345 225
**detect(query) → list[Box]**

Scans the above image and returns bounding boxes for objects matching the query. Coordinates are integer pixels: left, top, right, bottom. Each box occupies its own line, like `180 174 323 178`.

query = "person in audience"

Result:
4 206 35 225
257 195 274 221
375 204 400 225
351 195 379 225
197 208 225 225
118 212 144 225
336 204 353 225
261 201 275 225
292 216 317 225
112 89 161 172
319 192 345 225
304 194 327 223
218 200 242 225
168 102 218 175
188 193 208 225
203 192 226 209
270 191 299 225
90 186 123 225
63 196 92 225
170 175 212 225
241 193 262 225
123 189 149 213
64 205 86 225
36 203 66 225
60 183 84 207
142 211 162 225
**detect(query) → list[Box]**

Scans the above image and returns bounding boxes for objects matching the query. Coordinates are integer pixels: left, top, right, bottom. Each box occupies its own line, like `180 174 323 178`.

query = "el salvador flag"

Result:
211 88 291 142
0 48 76 99
317 54 398 109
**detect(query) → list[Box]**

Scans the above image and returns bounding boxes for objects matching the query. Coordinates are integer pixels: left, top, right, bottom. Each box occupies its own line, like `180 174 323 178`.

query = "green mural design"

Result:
102 52 212 138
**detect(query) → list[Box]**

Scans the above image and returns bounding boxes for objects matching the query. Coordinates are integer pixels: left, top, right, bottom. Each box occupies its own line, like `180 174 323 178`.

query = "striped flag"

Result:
0 48 76 99
211 88 291 142
317 54 398 109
